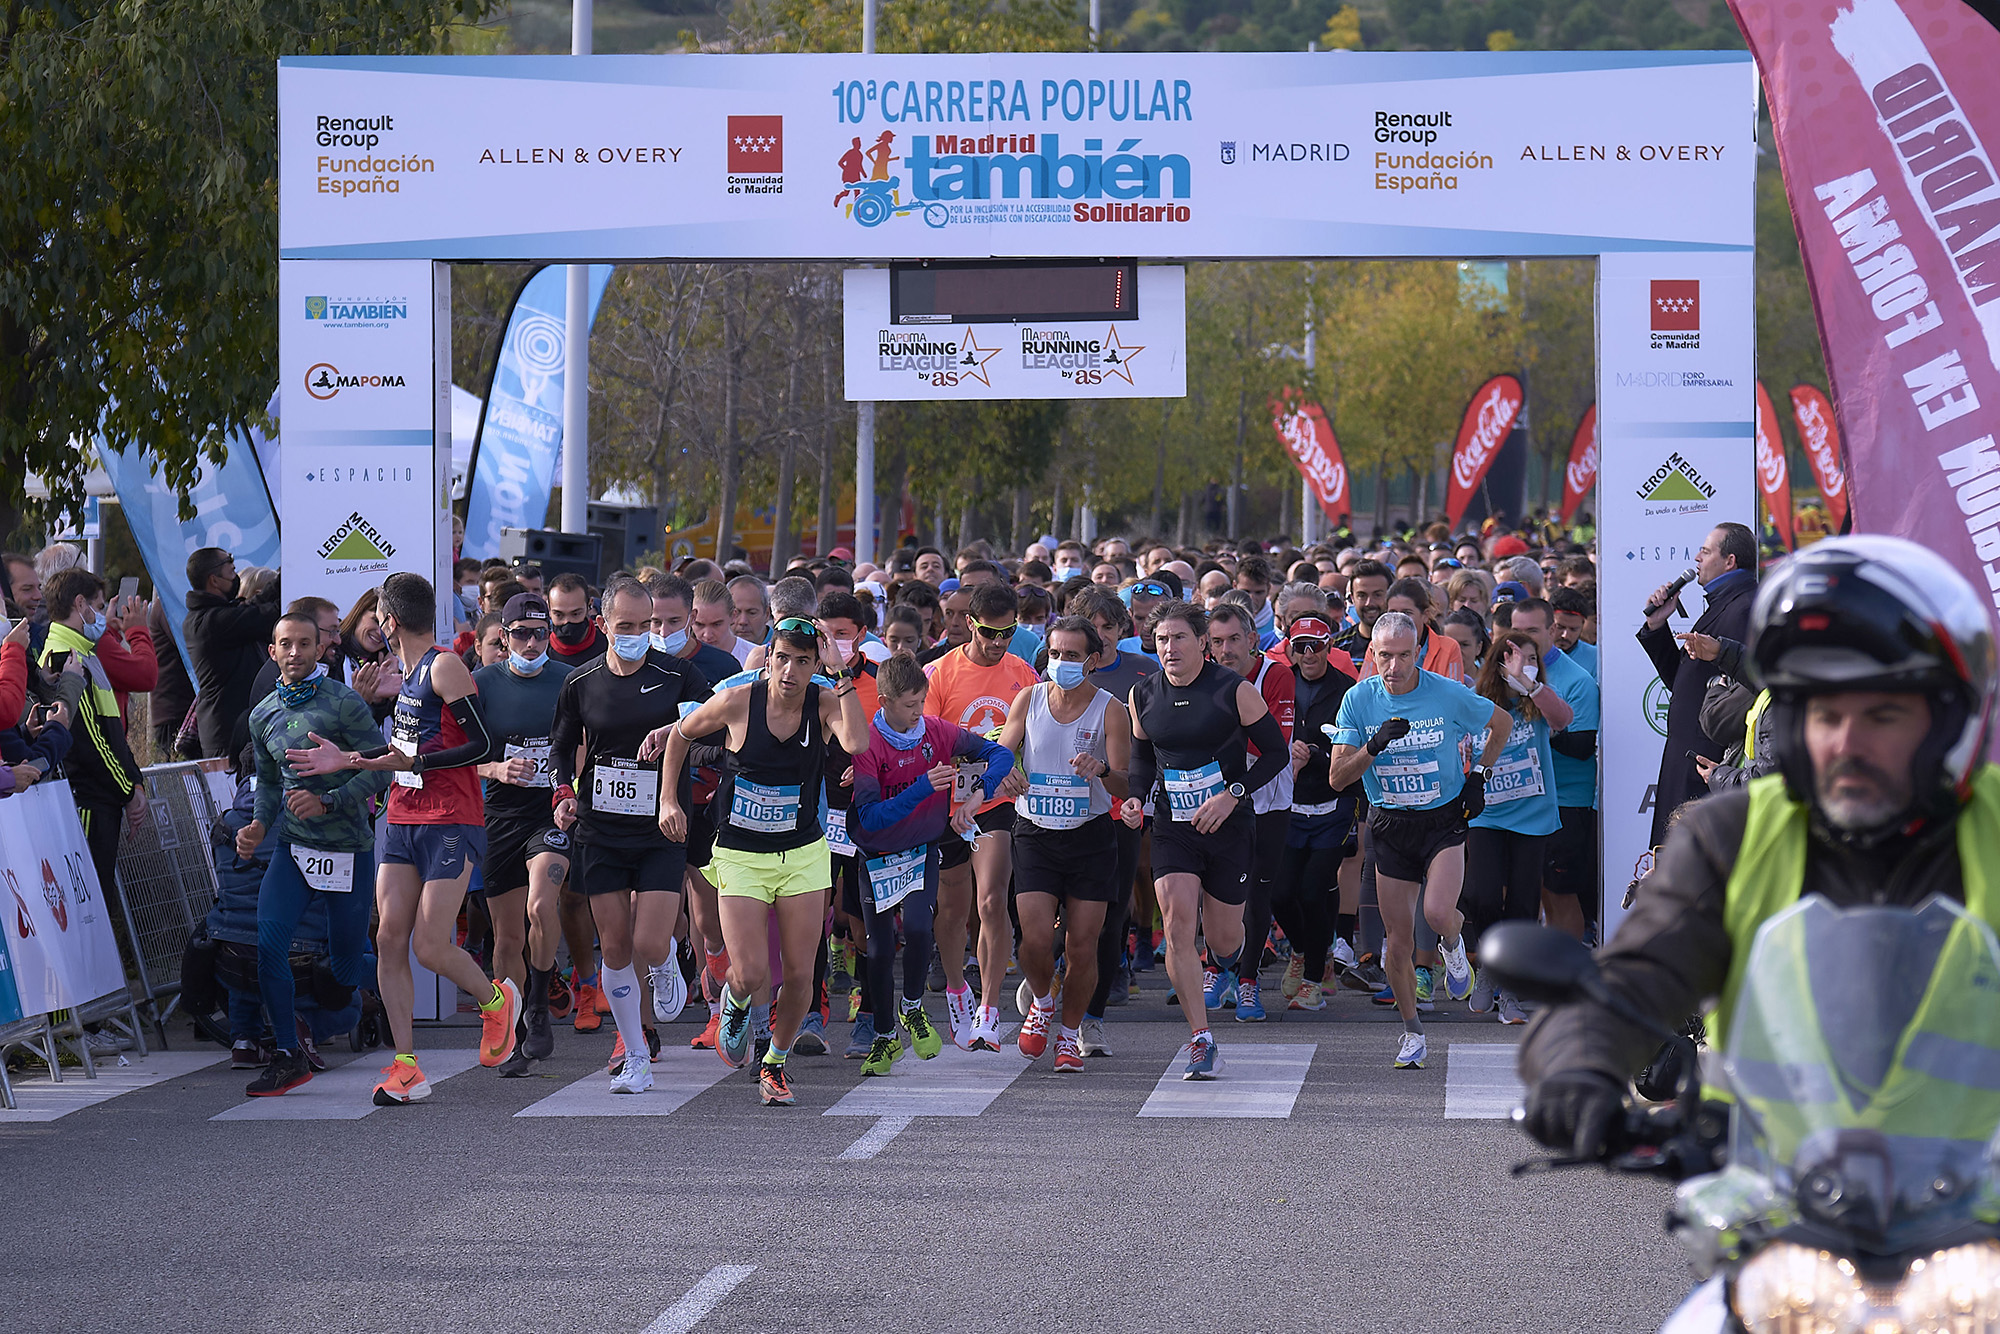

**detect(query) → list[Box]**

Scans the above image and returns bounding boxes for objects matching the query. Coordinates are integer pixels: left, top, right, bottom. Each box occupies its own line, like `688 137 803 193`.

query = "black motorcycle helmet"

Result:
1746 536 1994 827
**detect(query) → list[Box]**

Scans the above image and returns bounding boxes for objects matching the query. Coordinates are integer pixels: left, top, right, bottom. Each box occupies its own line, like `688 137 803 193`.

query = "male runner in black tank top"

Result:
659 618 868 1106
1120 602 1289 1080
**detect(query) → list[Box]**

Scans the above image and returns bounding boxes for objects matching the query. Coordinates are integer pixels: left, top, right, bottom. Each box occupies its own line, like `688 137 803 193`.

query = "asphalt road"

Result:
3 973 1692 1334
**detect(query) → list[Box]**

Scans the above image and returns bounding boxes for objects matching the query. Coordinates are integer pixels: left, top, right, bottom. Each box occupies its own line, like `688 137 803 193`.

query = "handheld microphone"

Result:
1644 568 1698 618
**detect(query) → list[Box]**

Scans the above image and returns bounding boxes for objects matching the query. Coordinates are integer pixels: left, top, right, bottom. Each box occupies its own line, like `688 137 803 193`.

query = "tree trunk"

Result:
815 341 836 559
769 310 801 574
713 268 743 563
957 496 976 553
1010 487 1028 552
1230 387 1247 540
1176 489 1192 547
1416 464 1429 525
1150 432 1167 538
1050 468 1065 543
1374 463 1389 536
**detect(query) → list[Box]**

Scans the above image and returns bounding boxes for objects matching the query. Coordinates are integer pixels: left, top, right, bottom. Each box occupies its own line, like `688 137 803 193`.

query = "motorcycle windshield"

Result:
1723 894 2000 1251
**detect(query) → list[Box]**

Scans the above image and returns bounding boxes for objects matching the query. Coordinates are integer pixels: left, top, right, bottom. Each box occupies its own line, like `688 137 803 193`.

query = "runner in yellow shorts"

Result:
709 840 832 903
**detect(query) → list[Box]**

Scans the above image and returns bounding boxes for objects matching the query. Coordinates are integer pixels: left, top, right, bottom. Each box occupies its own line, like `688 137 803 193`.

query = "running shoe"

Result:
845 1012 876 1058
650 961 688 1024
1015 978 1036 1018
1329 937 1360 977
1053 1034 1085 1072
691 1011 721 1050
1371 983 1397 1007
571 976 604 1033
1343 951 1387 993
1289 980 1325 1012
1280 954 1306 1001
902 1005 943 1060
1468 972 1498 1014
522 994 555 1060
1394 1031 1428 1069
860 1034 902 1076
1079 1016 1113 1057
594 978 612 1015
230 1040 268 1070
1017 1000 1054 1059
1202 966 1234 1011
1497 992 1528 1026
1414 965 1437 1012
1106 966 1131 1007
1235 979 1267 1023
927 951 947 993
846 987 863 1022
245 1048 313 1098
610 1050 653 1094
1440 936 1476 1002
496 1048 537 1078
294 1016 328 1072
547 968 573 1020
371 1057 431 1105
968 1006 1005 1052
758 1061 795 1106
796 1010 828 1055
1181 1033 1219 1081
479 979 522 1067
945 987 976 1050
718 986 752 1069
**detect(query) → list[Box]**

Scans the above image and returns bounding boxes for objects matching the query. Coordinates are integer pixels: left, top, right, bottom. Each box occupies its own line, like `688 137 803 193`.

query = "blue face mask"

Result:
651 627 689 655
1049 658 1088 690
612 633 651 662
509 650 547 674
81 610 107 642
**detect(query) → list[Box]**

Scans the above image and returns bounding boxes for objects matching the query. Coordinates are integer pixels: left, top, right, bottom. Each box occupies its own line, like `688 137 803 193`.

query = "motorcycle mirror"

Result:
1479 923 1601 1005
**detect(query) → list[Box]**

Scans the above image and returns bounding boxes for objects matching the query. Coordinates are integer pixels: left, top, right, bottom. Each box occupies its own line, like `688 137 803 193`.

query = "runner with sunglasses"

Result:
923 581 1039 1050
469 593 577 1074
659 617 870 1105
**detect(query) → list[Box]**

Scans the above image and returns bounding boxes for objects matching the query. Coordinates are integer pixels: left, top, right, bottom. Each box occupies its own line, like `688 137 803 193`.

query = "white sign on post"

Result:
843 265 1185 400
0 781 129 1014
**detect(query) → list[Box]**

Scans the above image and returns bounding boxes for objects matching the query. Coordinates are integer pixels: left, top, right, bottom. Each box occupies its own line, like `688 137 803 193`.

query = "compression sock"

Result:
600 964 646 1059
527 965 553 1008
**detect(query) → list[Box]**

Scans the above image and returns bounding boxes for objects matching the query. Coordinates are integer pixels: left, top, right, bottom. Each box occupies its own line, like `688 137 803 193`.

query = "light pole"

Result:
560 0 594 536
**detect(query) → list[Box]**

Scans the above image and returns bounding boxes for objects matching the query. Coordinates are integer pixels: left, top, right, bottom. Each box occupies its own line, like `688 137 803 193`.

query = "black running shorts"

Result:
1367 804 1467 883
1149 808 1254 906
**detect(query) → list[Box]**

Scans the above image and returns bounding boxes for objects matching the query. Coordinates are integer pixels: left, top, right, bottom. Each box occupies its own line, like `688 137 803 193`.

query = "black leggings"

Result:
1088 821 1142 1019
860 882 937 1022
1461 826 1547 955
1277 842 1344 984
1238 809 1293 981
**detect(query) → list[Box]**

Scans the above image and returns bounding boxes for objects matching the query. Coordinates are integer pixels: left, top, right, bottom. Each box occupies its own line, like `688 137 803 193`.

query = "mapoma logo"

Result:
304 363 407 400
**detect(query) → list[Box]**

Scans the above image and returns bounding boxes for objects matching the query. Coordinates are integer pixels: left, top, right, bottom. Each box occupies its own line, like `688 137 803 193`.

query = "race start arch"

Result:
277 50 1757 931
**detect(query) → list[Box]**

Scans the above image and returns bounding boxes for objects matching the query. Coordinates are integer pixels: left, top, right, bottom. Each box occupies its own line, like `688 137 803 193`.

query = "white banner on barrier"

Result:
842 265 1186 400
1595 250 1755 938
0 782 128 1015
278 53 1754 261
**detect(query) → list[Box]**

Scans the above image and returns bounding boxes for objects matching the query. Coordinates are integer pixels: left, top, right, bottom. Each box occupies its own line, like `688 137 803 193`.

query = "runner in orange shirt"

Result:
1359 577 1466 684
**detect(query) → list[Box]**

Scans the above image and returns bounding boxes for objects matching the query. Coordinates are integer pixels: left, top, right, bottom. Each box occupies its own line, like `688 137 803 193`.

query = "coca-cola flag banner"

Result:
1730 0 2000 613
1272 390 1351 524
1788 383 1851 531
1755 381 1796 550
1445 374 1524 528
1560 403 1597 523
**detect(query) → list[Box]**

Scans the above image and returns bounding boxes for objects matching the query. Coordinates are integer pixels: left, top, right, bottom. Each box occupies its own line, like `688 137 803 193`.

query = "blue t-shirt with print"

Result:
1565 639 1599 679
1546 647 1599 810
1331 671 1497 813
1470 705 1562 836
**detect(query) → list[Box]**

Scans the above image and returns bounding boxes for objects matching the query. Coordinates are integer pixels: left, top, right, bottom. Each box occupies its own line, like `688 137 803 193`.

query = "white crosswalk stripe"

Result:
822 1043 1031 1118
1444 1042 1526 1119
210 1049 483 1121
515 1048 733 1117
0 1051 225 1123
1137 1042 1317 1118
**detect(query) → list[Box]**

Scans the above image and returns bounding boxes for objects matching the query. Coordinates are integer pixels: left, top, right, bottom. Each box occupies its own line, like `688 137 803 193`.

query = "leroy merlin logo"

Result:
1637 451 1715 515
319 510 396 571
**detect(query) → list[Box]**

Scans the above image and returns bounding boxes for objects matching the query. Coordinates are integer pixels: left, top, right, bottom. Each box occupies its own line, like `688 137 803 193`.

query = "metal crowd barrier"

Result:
112 759 233 1038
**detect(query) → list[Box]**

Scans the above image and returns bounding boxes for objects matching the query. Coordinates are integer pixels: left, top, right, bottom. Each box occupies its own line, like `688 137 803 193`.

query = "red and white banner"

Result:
1730 0 2000 615
1 781 127 1016
1271 390 1350 524
1755 381 1796 550
1559 403 1597 523
1787 383 1851 532
1445 374 1524 528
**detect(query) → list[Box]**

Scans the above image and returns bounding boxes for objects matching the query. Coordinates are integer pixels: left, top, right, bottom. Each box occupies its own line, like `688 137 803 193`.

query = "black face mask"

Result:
552 620 589 647
227 575 241 599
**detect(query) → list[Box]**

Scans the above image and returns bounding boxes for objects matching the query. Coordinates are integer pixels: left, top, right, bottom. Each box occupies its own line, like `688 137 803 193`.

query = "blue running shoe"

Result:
1202 966 1233 1011
1182 1033 1219 1081
718 985 752 1069
795 1009 828 1055
844 1012 876 1059
1234 978 1267 1023
1371 983 1397 1007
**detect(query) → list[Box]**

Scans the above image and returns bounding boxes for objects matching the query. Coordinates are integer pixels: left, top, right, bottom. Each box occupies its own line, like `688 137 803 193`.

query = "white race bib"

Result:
504 739 554 788
1373 756 1442 808
730 779 802 834
1164 762 1224 823
1021 772 1091 829
291 846 355 893
865 846 926 912
824 807 857 858
1486 750 1546 805
591 757 659 817
390 732 423 789
951 760 988 807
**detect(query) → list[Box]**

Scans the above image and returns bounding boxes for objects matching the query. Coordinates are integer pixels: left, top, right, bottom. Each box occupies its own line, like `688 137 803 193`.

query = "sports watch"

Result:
1226 782 1247 799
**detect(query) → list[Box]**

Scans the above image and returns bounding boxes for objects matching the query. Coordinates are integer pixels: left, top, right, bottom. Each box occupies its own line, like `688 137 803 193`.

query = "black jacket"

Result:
185 584 281 759
1636 569 1754 845
149 600 196 748
1520 784 1970 1086
1290 664 1359 808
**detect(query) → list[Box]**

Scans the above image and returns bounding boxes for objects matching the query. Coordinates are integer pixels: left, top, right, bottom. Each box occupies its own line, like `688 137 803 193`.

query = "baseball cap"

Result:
1287 616 1335 641
501 592 551 626
1492 581 1529 605
829 546 854 562
1491 535 1530 559
939 577 961 594
1130 578 1172 600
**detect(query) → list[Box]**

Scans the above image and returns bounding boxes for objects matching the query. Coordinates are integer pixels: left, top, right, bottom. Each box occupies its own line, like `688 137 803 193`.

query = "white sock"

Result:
601 964 646 1060
1033 993 1054 1011
1060 1025 1080 1041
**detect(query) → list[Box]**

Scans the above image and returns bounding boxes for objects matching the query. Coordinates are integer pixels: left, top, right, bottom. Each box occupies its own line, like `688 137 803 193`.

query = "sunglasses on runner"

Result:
774 617 821 636
505 625 549 642
1290 637 1330 654
1132 580 1170 598
971 621 1015 641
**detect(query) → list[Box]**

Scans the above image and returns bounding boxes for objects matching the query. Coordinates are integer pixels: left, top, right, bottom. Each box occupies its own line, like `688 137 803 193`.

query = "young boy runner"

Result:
287 572 516 1105
658 618 870 1105
848 654 1013 1075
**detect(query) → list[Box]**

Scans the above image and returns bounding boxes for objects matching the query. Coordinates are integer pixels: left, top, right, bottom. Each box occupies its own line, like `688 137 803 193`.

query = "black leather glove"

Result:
1460 767 1488 820
1523 1069 1626 1159
1365 717 1412 755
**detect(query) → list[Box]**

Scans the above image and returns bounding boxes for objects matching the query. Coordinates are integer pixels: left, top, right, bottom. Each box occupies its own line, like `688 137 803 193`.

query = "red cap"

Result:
829 546 854 561
1490 535 1529 558
1287 616 1334 641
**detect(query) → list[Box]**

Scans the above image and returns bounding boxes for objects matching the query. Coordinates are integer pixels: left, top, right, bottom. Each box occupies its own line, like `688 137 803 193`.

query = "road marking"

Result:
1138 1042 1317 1118
210 1049 482 1121
516 1048 732 1117
1444 1042 1525 1119
641 1264 758 1334
838 1114 914 1160
0 1051 226 1123
823 1043 1030 1118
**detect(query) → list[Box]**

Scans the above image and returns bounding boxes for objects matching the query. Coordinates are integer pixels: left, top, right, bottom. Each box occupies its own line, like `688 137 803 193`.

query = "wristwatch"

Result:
1470 765 1490 780
1227 782 1247 799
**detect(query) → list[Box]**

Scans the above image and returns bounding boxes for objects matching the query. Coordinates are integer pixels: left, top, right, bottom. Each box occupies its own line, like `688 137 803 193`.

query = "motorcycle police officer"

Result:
1520 535 2000 1158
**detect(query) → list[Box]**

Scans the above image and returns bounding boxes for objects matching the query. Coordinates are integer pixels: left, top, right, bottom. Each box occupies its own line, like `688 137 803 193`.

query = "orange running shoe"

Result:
594 979 610 1015
572 977 604 1033
690 1011 720 1050
606 1031 627 1073
480 979 522 1067
372 1056 431 1105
